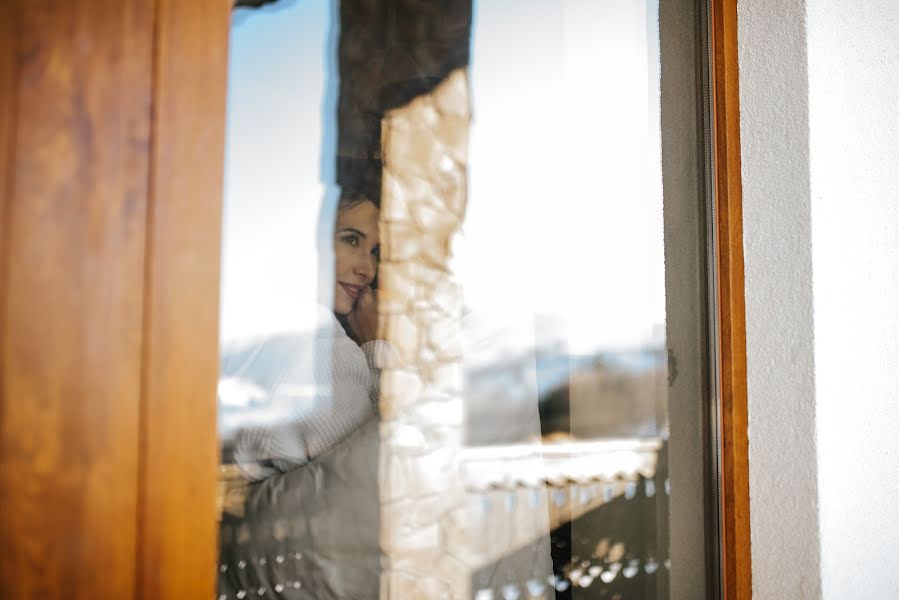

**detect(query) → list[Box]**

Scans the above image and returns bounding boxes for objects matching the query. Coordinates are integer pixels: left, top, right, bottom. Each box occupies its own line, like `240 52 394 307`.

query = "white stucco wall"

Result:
740 1 899 598
738 1 822 597
807 2 899 598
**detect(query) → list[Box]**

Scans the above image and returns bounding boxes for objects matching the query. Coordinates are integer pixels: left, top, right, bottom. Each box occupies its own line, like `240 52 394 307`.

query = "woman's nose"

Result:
353 253 375 282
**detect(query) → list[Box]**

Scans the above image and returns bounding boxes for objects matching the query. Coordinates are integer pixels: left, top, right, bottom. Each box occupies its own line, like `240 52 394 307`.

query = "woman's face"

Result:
333 200 380 315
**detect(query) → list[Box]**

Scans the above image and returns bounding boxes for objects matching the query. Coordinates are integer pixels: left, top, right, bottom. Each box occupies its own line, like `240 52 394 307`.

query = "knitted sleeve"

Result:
232 328 379 482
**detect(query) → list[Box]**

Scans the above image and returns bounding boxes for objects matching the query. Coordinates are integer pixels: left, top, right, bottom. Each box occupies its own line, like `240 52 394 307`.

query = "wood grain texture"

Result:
0 1 154 598
711 1 752 598
136 0 231 598
0 1 18 272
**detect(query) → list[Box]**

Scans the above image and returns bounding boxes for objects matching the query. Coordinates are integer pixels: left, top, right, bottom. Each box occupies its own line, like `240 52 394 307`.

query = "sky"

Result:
219 0 665 357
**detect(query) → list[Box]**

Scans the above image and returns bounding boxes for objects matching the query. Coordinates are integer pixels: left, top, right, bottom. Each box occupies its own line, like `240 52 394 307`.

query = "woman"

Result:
218 196 386 599
229 195 388 481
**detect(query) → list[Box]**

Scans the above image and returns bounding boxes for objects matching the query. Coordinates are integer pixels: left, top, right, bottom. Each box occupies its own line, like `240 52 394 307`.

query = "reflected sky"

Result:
221 0 334 340
220 0 664 357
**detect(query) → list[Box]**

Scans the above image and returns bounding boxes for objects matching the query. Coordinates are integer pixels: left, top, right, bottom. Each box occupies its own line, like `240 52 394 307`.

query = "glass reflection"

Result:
218 1 672 599
219 3 381 598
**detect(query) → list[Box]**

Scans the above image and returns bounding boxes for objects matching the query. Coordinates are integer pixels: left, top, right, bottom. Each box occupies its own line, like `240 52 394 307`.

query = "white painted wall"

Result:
740 0 899 598
738 1 821 597
807 2 899 598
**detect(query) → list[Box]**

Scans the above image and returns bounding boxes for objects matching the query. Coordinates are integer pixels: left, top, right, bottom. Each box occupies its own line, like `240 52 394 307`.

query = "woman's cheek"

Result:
333 245 349 275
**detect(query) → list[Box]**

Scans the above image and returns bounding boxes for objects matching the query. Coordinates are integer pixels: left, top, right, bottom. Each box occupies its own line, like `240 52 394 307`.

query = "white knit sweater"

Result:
228 309 392 481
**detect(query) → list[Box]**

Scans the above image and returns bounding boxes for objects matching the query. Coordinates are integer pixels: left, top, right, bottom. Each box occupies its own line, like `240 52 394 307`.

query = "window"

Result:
216 1 720 598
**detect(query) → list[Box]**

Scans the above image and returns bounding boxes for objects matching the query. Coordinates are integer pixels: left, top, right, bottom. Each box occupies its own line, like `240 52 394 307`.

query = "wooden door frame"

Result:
710 0 752 598
0 2 230 598
137 1 231 599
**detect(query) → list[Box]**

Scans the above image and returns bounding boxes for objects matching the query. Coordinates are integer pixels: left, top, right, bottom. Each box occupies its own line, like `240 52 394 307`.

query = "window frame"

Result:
709 0 752 598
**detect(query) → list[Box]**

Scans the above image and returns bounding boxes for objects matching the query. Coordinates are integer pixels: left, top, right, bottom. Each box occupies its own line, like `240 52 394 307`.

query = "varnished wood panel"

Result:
136 0 231 598
0 1 18 272
710 1 752 598
0 2 154 598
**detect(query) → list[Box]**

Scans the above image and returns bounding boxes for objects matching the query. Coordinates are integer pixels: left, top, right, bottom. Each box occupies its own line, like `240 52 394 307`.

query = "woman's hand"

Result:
346 286 378 345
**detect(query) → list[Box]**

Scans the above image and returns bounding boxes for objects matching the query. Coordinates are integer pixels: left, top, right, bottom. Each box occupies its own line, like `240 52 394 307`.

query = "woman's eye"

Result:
371 246 380 259
340 234 359 246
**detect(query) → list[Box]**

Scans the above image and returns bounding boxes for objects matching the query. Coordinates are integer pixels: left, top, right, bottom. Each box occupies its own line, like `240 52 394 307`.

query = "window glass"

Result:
217 1 710 598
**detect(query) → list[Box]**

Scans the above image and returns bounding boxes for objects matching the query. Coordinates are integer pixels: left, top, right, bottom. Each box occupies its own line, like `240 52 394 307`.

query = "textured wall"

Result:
737 1 822 598
659 0 709 598
741 1 899 598
377 69 472 600
658 0 711 596
807 2 899 598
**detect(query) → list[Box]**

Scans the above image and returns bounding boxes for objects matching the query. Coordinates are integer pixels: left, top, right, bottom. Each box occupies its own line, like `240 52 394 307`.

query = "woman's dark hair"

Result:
337 194 379 211
337 156 381 209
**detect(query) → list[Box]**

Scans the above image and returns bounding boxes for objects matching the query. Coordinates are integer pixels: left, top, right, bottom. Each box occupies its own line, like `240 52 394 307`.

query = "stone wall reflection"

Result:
377 68 472 599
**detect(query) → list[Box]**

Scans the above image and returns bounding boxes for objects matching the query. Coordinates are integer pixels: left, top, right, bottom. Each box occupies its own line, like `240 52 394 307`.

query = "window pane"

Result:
217 1 713 599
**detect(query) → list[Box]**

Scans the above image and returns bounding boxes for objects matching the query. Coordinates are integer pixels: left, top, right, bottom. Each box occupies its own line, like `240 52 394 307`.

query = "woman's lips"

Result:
340 283 362 300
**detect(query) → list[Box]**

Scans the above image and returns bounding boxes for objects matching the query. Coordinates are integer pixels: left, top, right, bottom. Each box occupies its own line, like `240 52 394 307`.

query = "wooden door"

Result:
0 2 230 598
